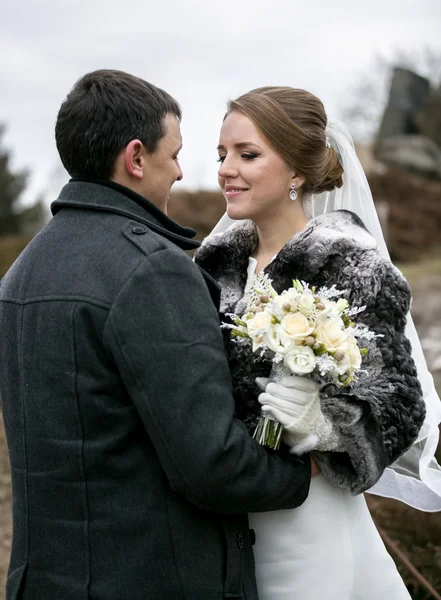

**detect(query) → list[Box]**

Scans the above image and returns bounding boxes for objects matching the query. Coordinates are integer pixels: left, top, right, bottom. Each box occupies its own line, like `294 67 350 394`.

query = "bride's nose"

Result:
218 157 239 179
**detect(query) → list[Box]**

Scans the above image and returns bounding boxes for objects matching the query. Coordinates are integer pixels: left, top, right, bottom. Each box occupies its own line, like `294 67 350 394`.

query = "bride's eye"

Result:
242 153 259 160
217 156 226 163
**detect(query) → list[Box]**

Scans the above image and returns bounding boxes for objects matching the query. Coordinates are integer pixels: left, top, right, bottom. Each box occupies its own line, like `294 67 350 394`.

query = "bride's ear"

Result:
292 174 306 189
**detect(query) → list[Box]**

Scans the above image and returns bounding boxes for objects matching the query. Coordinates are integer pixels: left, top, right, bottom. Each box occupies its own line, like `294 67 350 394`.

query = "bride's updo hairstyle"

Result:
227 87 344 195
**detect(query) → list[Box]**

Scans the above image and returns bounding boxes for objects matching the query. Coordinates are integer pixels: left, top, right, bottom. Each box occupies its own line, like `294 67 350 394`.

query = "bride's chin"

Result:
226 206 250 221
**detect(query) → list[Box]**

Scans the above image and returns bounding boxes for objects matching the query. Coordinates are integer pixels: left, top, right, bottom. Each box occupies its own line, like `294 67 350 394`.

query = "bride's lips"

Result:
224 185 249 199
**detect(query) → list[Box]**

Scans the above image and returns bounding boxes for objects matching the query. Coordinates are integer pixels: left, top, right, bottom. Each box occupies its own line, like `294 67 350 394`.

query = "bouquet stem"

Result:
253 415 283 450
253 362 291 450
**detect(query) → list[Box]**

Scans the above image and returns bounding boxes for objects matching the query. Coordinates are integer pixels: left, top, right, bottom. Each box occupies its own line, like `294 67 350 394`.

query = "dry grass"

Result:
369 495 441 599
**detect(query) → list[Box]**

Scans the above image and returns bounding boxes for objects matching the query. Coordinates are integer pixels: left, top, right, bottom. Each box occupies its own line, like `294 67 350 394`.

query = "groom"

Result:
0 70 312 600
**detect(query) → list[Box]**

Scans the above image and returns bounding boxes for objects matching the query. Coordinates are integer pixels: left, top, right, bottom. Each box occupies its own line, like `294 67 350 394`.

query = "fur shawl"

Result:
195 210 425 494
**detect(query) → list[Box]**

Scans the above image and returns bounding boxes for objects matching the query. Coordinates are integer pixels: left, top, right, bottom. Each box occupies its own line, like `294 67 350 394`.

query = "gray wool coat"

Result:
0 180 312 600
194 210 426 495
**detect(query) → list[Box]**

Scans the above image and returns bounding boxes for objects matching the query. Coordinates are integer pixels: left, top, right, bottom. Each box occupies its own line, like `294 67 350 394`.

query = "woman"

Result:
195 87 441 599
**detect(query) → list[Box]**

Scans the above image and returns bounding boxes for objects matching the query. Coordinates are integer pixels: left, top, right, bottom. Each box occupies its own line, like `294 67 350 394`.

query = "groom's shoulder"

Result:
64 205 185 260
115 218 195 267
108 217 199 284
117 218 171 254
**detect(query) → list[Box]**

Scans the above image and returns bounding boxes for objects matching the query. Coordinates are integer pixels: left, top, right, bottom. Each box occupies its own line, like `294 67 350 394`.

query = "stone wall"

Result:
375 67 441 179
368 168 441 261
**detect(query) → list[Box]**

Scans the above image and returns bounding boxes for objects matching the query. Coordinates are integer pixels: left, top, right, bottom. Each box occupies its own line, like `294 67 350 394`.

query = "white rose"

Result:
281 312 315 344
315 318 348 352
283 345 316 375
263 324 293 355
246 311 272 351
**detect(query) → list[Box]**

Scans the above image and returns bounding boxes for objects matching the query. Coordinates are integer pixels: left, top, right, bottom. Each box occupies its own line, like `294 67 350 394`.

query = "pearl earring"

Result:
289 183 297 201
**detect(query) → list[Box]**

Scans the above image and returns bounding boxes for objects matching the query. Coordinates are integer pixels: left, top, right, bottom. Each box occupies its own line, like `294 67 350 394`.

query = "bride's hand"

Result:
311 456 321 477
256 375 321 434
255 375 336 454
256 376 320 426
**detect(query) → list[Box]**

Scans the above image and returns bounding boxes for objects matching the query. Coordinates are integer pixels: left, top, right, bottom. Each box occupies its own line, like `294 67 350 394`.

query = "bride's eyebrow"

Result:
217 142 262 151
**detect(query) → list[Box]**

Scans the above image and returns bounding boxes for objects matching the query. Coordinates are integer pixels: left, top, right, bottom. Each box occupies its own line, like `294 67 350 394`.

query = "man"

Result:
0 70 312 599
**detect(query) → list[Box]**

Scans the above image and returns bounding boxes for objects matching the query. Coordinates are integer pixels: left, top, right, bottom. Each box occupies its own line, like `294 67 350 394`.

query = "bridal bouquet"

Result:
224 274 378 450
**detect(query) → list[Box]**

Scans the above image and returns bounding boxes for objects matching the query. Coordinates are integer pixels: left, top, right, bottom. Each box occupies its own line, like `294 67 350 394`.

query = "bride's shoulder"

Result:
296 210 410 301
306 210 377 251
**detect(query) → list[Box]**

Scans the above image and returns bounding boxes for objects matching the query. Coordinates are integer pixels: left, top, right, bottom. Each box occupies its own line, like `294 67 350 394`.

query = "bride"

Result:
194 86 441 599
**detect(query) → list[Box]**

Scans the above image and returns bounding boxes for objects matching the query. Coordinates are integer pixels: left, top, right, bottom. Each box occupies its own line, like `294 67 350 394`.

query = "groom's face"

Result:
141 113 183 211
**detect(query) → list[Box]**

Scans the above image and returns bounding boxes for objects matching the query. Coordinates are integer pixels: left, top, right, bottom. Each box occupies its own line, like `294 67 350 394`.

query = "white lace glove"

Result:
256 376 339 454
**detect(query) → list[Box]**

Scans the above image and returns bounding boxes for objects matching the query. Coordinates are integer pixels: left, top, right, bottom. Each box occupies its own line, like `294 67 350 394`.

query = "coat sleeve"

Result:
103 246 310 513
315 258 425 495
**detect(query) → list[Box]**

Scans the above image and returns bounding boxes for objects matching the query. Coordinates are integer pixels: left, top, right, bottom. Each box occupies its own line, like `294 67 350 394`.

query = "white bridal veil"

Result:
211 119 441 511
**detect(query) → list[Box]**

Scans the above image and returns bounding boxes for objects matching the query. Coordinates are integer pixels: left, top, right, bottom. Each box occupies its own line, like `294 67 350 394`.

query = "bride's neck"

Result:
253 202 309 259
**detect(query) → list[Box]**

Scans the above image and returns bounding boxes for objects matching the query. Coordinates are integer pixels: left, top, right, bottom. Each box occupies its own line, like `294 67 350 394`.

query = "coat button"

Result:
249 529 256 545
132 226 147 235
237 533 244 550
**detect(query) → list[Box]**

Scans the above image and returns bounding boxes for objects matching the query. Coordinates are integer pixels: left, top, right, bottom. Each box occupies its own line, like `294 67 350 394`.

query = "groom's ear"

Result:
124 139 145 180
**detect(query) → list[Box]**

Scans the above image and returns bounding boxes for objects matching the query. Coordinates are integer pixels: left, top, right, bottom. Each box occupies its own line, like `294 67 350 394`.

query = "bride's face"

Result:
217 111 295 222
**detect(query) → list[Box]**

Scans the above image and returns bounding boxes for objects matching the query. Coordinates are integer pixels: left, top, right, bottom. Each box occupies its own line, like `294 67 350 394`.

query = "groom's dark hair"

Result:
55 69 181 180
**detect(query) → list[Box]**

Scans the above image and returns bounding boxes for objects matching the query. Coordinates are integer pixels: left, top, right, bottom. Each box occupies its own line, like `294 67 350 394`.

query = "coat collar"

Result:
51 179 200 251
198 210 375 267
195 210 377 313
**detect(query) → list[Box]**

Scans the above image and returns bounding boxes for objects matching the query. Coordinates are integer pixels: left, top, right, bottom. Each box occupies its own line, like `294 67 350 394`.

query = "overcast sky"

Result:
2 0 440 206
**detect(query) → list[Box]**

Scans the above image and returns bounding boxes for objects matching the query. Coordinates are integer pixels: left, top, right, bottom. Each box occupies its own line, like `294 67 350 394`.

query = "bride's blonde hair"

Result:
227 87 343 195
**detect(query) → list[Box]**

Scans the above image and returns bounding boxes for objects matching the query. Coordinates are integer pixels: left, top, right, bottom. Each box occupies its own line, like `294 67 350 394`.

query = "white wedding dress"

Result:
249 475 410 600
245 258 411 600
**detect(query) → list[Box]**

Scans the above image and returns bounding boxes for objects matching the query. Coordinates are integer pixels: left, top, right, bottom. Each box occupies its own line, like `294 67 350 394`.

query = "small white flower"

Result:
319 299 344 318
274 294 291 311
335 352 351 375
263 324 293 355
246 311 272 351
268 297 287 321
298 293 316 315
285 287 301 300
